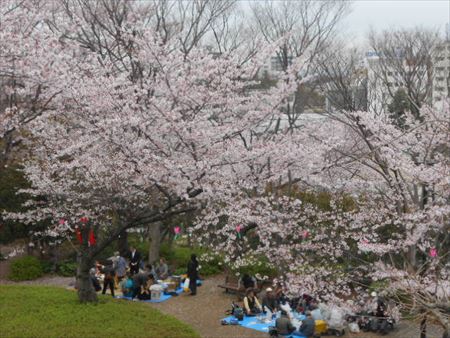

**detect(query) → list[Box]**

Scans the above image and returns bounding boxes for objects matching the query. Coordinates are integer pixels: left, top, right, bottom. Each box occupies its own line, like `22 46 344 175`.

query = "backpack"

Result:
233 306 244 321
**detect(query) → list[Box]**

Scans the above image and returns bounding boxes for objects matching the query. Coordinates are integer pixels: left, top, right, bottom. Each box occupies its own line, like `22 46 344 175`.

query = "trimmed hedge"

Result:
57 260 77 277
8 255 44 281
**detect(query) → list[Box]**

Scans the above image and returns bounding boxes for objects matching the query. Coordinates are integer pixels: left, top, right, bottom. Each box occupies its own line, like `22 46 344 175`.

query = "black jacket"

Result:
129 250 141 265
187 259 198 280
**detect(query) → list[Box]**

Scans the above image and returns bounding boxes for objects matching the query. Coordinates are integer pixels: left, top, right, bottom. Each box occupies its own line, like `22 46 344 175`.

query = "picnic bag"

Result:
233 305 244 321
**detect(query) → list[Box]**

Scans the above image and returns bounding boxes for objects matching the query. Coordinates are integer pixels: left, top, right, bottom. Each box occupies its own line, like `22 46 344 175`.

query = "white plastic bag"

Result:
328 306 346 329
183 278 190 290
348 322 360 333
264 306 272 322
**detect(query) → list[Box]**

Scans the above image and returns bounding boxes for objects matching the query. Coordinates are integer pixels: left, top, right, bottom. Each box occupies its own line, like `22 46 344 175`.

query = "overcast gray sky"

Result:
342 0 449 44
242 1 449 46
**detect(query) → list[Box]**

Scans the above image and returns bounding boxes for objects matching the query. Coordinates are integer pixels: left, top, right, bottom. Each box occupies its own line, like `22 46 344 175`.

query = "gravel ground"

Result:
0 272 445 338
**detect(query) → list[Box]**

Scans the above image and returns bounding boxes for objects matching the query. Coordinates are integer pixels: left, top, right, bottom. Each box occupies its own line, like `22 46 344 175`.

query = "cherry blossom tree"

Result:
2 5 448 337
194 103 449 336
1 0 301 302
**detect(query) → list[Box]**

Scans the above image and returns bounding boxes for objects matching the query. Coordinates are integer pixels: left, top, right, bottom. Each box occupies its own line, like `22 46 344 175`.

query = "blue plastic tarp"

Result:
115 287 184 303
222 315 308 338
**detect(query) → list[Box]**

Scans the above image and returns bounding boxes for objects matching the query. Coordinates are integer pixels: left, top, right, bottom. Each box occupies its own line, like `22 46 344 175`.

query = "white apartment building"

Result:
258 55 294 79
364 51 412 114
432 41 450 109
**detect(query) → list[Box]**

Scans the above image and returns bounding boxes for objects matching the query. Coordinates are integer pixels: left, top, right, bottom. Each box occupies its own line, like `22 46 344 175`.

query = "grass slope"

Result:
0 285 199 338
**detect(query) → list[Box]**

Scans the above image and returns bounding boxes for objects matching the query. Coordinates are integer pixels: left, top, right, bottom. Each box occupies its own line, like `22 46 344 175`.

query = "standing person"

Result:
187 254 198 296
128 246 141 275
241 273 256 289
113 251 127 288
101 262 116 297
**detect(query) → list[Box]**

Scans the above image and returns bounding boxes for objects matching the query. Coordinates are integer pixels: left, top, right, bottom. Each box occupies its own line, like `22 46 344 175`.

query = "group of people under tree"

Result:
238 283 392 338
89 246 198 299
241 286 316 337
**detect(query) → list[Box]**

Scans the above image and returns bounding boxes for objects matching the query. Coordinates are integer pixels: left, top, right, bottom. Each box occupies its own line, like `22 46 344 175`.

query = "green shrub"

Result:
230 255 277 278
9 256 44 281
40 260 54 274
160 244 224 277
128 233 149 256
57 260 77 277
199 264 221 276
173 267 186 275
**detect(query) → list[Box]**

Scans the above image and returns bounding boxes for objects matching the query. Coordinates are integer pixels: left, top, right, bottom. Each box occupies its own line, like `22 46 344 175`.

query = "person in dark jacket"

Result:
137 274 156 300
101 262 116 297
132 272 152 298
241 273 256 289
187 254 198 295
128 246 141 275
298 311 315 338
243 288 262 316
275 310 295 335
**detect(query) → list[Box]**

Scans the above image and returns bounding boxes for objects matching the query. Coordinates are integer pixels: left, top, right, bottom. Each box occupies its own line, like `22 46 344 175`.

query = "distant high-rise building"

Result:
432 41 450 108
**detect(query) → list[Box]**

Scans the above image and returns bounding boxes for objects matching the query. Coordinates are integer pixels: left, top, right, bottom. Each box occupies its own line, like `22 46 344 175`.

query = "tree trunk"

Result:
76 253 97 303
408 244 417 270
49 245 59 273
420 314 427 338
117 229 129 256
148 223 161 265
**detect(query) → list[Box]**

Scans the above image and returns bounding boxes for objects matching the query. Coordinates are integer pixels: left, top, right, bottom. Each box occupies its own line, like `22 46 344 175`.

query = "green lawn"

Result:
0 285 199 338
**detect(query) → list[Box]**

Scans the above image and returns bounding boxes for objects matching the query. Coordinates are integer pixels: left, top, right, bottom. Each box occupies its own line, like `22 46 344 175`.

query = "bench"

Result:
218 274 245 296
218 275 273 298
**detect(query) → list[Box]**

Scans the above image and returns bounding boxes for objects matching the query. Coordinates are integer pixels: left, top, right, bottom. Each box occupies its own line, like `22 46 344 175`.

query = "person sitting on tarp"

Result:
296 293 314 313
298 311 315 338
132 272 152 298
275 309 296 336
243 288 262 316
262 287 279 312
120 272 134 298
138 274 155 300
156 257 169 280
145 264 158 281
274 283 289 305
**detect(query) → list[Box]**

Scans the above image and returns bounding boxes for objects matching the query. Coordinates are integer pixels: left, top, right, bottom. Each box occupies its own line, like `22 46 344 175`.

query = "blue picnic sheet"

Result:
222 314 307 338
115 287 184 303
